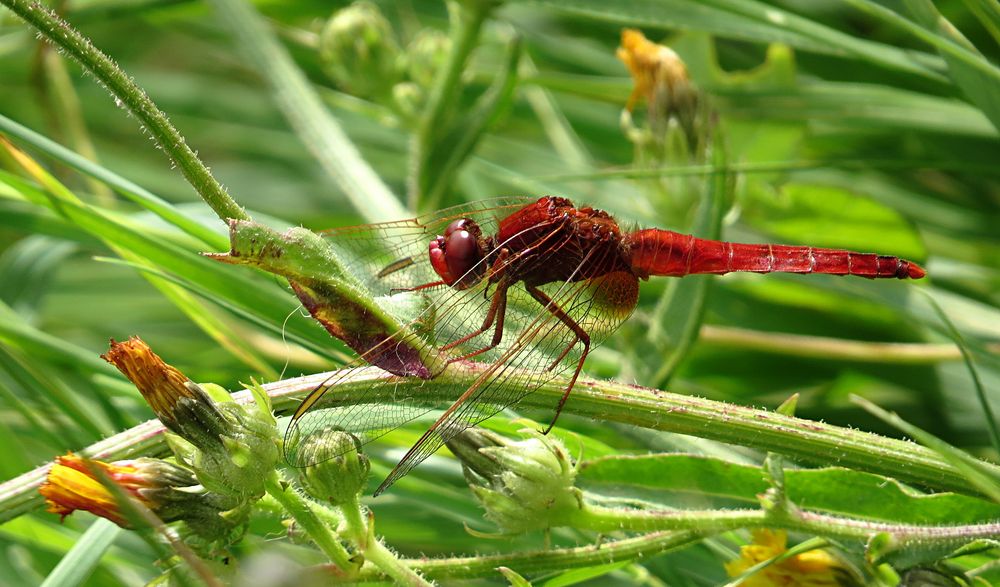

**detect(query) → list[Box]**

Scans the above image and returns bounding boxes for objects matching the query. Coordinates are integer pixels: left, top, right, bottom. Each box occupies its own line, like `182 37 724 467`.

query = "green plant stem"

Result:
340 496 431 587
699 325 979 364
0 0 249 223
348 530 701 581
206 0 404 223
581 503 764 533
340 494 367 545
409 0 492 209
580 501 1000 547
4 365 999 522
263 471 356 574
924 292 1000 454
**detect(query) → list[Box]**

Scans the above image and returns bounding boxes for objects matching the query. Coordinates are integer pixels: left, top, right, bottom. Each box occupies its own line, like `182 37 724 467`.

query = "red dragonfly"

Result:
285 196 925 494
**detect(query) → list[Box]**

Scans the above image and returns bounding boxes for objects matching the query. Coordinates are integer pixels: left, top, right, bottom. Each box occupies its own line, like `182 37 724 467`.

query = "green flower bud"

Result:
392 81 423 121
405 29 451 89
298 429 370 505
448 429 582 533
181 400 280 500
319 1 402 99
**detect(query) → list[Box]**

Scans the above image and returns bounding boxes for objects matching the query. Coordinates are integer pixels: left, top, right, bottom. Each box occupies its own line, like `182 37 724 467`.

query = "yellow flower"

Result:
616 28 692 113
40 453 196 528
725 530 859 587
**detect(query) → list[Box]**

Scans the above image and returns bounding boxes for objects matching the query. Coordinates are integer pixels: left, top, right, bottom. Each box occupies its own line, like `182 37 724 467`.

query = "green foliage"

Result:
0 0 998 584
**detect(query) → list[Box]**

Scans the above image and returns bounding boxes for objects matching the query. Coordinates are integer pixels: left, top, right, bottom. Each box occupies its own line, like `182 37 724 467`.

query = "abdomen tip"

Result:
905 262 927 279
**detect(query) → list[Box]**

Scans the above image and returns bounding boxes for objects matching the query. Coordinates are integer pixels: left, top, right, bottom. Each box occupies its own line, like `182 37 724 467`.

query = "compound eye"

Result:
444 227 482 282
443 219 468 238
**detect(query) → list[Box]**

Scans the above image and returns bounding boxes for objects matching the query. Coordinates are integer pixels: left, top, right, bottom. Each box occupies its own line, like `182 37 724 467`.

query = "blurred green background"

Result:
0 0 998 584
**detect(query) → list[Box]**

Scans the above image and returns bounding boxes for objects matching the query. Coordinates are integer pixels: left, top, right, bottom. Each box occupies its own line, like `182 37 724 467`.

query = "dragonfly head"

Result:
429 218 487 289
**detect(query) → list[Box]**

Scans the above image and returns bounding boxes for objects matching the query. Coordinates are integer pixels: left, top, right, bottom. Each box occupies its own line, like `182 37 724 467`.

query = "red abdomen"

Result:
625 229 926 280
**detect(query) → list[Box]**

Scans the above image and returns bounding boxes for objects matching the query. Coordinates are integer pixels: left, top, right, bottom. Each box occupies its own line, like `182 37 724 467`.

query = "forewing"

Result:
319 197 533 296
374 244 640 494
286 198 535 465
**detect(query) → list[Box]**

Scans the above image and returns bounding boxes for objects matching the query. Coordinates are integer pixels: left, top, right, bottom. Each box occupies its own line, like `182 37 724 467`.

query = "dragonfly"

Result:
284 196 925 495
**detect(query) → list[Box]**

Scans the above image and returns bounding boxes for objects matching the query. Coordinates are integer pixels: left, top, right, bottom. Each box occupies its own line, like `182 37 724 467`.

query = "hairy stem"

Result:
340 496 431 586
3 366 997 522
347 531 702 581
0 0 249 223
264 472 356 573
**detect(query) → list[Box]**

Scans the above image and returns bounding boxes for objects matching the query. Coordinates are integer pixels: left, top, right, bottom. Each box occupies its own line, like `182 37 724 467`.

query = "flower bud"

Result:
297 429 370 505
319 1 402 99
617 28 702 153
392 81 424 120
405 29 451 90
447 428 582 533
102 337 279 500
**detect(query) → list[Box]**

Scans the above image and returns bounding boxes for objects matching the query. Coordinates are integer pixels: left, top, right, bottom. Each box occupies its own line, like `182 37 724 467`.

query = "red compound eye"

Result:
428 219 485 288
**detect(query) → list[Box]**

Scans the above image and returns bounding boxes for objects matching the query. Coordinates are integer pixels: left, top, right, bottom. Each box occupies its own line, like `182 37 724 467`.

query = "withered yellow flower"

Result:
101 336 201 423
725 529 859 587
616 28 692 113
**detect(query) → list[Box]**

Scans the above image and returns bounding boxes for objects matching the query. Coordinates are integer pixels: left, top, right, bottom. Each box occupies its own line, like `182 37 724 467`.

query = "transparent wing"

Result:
285 197 537 465
373 243 641 494
319 197 534 296
285 200 640 488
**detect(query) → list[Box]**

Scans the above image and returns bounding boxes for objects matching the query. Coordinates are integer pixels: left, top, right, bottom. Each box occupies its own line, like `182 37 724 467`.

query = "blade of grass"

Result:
961 0 1000 45
0 170 342 367
37 46 114 206
0 113 227 250
846 0 1000 131
39 518 122 587
206 0 405 222
902 0 1000 133
527 0 947 82
921 291 1000 455
0 0 248 223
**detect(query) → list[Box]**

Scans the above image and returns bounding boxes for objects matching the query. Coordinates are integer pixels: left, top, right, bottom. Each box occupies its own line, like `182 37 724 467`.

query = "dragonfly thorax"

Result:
428 218 489 290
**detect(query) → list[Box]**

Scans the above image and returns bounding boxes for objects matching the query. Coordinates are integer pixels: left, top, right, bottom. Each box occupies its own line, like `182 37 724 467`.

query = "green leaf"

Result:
541 560 632 586
853 395 1000 504
578 454 1000 524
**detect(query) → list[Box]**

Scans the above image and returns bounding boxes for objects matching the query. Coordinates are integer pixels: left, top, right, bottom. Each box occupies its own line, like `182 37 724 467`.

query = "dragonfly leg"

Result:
442 279 510 362
526 285 591 434
389 280 446 296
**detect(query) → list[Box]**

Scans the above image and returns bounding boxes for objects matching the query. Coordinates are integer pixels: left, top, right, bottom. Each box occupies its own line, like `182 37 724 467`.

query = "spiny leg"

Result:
526 285 591 435
389 280 446 295
443 279 510 362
